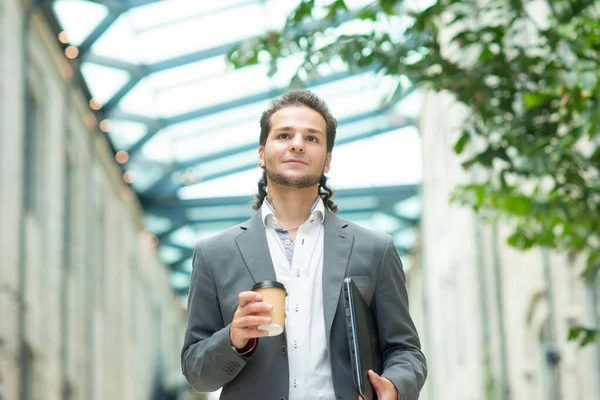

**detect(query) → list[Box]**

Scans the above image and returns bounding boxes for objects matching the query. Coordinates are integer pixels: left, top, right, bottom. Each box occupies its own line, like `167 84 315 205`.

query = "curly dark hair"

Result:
252 89 339 213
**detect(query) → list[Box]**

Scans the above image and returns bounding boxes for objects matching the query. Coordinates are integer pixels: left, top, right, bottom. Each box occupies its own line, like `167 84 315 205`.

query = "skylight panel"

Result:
153 54 304 119
162 100 268 141
147 56 229 91
125 0 254 32
186 204 253 221
53 0 109 46
134 2 278 64
393 195 421 220
392 89 423 119
334 196 380 211
106 120 148 150
117 76 159 117
178 168 261 199
90 14 142 64
327 127 422 189
170 226 202 248
195 150 257 178
171 120 259 163
80 62 130 104
159 246 183 265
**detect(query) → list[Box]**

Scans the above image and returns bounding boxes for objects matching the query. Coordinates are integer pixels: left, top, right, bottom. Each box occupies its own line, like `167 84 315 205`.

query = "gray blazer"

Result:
181 209 427 400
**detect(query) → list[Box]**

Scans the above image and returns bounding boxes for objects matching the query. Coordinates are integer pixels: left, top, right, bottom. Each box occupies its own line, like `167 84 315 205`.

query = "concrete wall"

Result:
0 1 187 399
412 88 600 400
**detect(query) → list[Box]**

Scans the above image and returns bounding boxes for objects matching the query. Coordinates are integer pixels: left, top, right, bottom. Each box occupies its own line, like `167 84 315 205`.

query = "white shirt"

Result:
261 198 335 400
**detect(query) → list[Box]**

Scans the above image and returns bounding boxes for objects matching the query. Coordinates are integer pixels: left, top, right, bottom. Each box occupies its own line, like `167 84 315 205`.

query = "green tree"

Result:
228 0 600 346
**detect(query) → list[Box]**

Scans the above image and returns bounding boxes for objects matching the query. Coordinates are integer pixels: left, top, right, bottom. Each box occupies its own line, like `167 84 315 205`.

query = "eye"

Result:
307 135 318 143
278 133 290 139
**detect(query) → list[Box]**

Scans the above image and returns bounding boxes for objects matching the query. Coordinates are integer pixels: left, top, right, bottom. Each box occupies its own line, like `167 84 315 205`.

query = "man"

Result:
181 90 427 399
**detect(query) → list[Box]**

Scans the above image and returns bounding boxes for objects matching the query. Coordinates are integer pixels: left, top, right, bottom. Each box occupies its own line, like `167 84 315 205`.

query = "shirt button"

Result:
296 270 300 277
295 304 299 312
285 239 291 245
293 340 298 348
293 379 297 388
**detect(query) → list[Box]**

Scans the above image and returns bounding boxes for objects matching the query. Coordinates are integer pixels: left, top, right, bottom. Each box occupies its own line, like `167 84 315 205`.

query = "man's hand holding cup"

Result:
230 281 287 351
230 291 273 350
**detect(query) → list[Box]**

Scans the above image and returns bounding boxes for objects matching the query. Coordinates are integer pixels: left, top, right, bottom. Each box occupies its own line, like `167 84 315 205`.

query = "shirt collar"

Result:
261 196 325 230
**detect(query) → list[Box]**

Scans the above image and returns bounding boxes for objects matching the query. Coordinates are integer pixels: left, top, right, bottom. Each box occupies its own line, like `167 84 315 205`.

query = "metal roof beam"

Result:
123 0 165 8
144 184 418 213
101 75 145 113
78 9 123 56
122 67 376 158
81 54 146 73
86 0 122 8
168 120 413 189
142 106 393 196
149 41 242 73
151 185 418 246
154 201 383 227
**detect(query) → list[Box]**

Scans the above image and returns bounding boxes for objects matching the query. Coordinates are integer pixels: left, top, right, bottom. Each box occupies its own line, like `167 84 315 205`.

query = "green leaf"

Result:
581 253 600 283
568 325 598 347
581 330 598 347
378 0 397 14
523 92 553 110
454 130 470 154
568 326 581 341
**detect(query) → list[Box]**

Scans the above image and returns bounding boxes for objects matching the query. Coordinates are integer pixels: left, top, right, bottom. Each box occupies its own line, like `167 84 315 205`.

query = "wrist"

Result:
233 338 257 356
229 326 248 350
231 339 249 351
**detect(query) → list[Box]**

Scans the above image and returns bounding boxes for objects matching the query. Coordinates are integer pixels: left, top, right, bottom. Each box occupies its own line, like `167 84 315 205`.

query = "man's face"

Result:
258 105 331 189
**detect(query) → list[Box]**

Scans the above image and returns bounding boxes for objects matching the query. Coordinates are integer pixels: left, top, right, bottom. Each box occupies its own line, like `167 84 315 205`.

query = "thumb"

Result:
368 370 383 388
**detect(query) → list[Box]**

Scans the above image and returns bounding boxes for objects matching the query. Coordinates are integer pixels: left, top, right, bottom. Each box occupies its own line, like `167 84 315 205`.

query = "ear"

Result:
258 145 265 167
323 152 332 174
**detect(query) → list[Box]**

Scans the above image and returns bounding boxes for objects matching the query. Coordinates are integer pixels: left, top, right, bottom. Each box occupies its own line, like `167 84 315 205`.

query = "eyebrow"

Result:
273 126 324 135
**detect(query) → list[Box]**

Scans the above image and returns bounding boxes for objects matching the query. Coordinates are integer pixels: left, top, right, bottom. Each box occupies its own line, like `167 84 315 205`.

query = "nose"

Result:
289 132 304 153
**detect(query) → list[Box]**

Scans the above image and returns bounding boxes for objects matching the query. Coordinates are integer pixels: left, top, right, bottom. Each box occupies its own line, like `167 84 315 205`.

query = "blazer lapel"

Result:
235 213 278 284
322 210 354 343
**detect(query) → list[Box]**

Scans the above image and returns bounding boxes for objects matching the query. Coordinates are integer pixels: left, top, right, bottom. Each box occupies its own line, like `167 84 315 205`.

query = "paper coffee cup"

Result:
252 280 287 336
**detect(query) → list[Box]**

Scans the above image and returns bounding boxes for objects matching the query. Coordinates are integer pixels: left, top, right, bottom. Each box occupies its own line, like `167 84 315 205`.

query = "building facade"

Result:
0 1 188 399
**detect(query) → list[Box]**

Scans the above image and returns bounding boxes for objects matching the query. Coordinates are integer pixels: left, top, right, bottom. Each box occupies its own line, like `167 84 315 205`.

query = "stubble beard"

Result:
264 163 324 189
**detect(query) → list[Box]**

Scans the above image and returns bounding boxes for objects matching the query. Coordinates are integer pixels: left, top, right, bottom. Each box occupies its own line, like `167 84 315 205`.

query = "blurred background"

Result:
0 0 598 399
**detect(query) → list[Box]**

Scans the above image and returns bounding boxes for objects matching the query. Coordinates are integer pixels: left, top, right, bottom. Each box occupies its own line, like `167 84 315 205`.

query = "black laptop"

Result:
342 277 383 400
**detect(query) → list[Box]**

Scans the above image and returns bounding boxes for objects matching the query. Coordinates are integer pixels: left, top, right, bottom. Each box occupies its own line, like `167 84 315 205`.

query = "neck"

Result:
266 182 319 230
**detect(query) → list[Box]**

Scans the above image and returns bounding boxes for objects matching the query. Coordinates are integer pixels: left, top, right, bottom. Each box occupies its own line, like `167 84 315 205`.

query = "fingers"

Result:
236 293 273 317
235 326 270 340
238 291 262 307
231 291 276 349
242 301 272 314
233 315 272 330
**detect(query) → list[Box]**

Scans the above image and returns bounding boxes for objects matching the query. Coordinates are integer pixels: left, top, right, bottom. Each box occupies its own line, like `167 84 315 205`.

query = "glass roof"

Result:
48 0 424 296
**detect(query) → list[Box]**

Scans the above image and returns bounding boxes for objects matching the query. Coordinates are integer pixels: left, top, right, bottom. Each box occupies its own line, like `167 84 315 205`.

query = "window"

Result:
97 204 106 309
23 90 44 214
61 153 74 399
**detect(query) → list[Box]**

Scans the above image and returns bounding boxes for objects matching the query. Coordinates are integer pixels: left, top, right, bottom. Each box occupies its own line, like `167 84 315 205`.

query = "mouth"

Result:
283 158 308 165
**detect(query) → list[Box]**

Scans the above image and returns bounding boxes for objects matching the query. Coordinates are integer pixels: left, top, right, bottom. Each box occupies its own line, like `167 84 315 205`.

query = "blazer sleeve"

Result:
374 236 427 400
181 241 254 392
